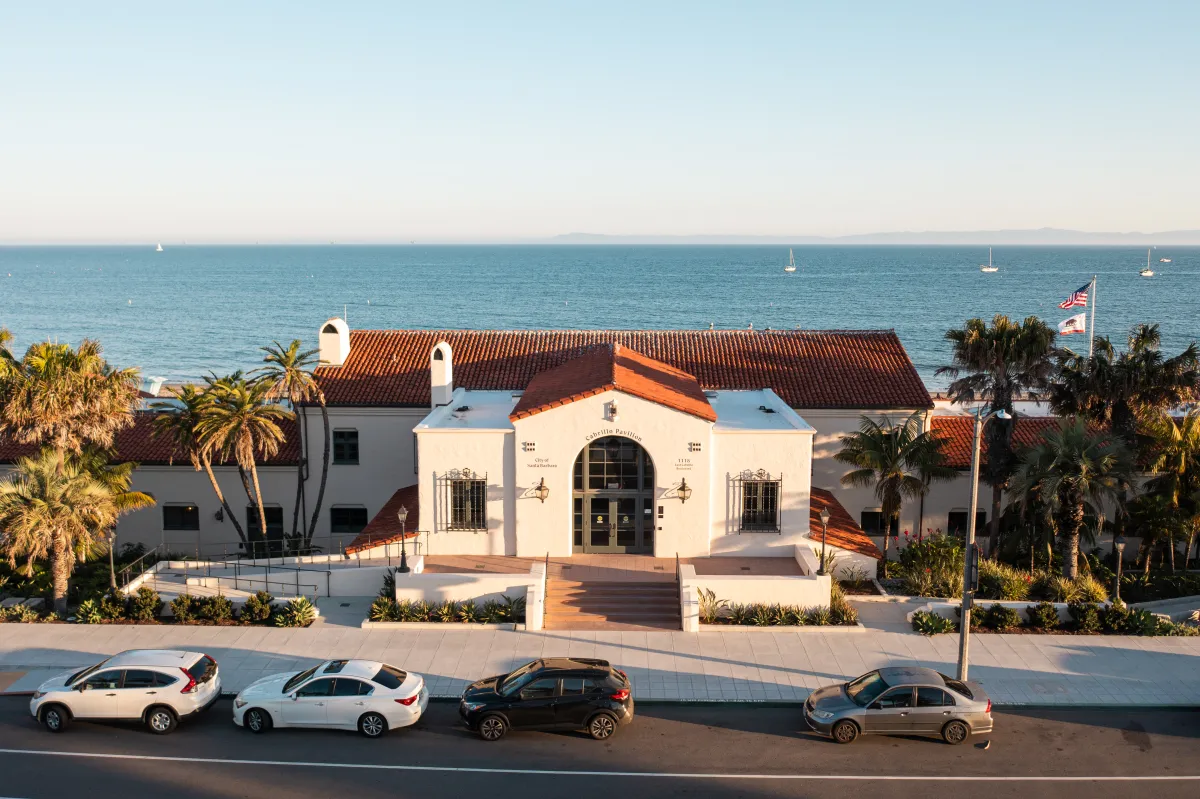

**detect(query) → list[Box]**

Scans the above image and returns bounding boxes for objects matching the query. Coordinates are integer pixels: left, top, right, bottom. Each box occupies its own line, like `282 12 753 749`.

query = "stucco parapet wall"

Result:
697 624 866 633
360 621 520 630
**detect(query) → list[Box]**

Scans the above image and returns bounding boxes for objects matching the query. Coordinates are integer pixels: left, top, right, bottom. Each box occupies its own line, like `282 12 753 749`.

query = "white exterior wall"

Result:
415 424 513 556
512 391 715 557
709 426 813 557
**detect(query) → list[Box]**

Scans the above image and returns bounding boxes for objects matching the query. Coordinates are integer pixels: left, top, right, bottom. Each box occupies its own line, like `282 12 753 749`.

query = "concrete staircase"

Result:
543 579 681 631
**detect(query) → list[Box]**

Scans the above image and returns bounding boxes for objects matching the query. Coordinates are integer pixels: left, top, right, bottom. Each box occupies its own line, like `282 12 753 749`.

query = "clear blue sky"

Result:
2 1 1197 242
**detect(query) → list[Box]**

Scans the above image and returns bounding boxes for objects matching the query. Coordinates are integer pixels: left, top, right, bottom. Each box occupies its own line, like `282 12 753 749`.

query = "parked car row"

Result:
31 651 992 746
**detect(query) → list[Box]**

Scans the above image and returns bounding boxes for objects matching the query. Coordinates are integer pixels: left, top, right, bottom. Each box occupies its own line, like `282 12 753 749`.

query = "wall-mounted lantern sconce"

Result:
608 399 619 422
214 507 224 522
678 477 693 504
534 477 550 503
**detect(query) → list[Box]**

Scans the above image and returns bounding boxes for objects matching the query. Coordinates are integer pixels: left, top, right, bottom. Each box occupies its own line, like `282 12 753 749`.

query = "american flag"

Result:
1058 283 1090 309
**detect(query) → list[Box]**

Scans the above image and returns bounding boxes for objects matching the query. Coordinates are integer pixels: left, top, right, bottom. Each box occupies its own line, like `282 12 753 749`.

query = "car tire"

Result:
587 712 618 741
831 719 859 744
244 708 272 734
942 720 970 745
40 705 70 733
145 706 178 735
478 714 507 742
358 712 389 738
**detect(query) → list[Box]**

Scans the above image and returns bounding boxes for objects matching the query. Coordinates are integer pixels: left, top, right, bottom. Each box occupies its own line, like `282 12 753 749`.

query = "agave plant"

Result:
697 587 729 624
369 596 399 622
273 596 316 628
806 605 833 626
434 600 459 623
457 600 482 623
727 603 753 625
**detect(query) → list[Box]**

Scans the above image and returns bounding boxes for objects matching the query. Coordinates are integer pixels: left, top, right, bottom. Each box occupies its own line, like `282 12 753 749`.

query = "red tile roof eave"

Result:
809 487 883 560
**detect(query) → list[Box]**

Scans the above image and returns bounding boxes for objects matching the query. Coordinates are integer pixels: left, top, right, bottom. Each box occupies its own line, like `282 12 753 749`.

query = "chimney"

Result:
431 341 453 407
318 318 350 367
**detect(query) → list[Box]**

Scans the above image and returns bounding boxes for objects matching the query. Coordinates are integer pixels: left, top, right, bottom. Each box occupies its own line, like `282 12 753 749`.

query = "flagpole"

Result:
1088 274 1097 359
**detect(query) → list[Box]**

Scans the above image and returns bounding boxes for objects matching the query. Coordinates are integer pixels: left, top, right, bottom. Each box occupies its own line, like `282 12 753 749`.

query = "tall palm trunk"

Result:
987 483 1003 558
290 396 305 543
250 461 268 557
201 456 246 543
306 401 331 543
1061 497 1085 580
51 528 70 615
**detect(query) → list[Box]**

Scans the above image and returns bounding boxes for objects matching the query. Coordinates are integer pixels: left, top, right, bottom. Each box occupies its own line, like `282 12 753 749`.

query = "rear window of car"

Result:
939 674 973 700
371 665 409 690
187 656 217 685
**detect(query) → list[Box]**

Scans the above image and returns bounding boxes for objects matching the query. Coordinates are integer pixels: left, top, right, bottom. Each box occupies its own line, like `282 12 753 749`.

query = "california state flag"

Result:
1058 313 1087 335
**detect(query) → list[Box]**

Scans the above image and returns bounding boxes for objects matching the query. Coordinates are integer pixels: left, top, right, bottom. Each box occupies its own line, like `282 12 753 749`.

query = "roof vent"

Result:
454 405 470 413
704 391 718 400
758 405 776 414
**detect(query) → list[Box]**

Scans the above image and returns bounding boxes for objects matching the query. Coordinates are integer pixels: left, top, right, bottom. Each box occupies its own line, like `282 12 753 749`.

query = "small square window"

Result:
741 480 780 532
247 506 284 539
450 479 487 530
330 506 368 534
860 511 900 537
333 430 359 465
162 504 200 531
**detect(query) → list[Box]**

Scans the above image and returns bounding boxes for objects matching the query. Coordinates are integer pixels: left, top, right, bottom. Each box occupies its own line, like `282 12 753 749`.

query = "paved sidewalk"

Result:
2 617 1198 706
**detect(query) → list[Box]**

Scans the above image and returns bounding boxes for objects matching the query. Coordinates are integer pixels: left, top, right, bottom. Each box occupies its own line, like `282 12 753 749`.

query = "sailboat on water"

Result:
980 247 998 273
784 249 797 272
156 242 164 252
1141 248 1154 277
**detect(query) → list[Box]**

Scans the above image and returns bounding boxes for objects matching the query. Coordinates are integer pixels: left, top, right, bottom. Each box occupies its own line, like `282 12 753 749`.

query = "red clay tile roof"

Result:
810 488 883 560
930 415 1070 470
510 343 717 423
344 484 419 555
313 329 932 410
0 412 300 466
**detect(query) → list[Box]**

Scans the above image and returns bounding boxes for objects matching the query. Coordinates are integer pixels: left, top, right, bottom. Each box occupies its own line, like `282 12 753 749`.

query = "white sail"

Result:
980 247 998 272
784 248 796 272
156 242 164 252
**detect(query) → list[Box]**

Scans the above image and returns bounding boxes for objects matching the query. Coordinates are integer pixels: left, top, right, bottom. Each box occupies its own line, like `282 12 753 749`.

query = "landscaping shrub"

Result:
170 594 199 622
978 561 1032 601
897 534 963 598
1098 602 1130 633
273 596 316 628
198 594 234 622
1157 621 1200 637
982 603 1022 632
379 568 398 599
806 605 833 626
1119 572 1200 603
75 596 124 624
2 604 41 623
242 591 274 623
830 583 859 625
1123 608 1159 636
911 610 956 635
1026 602 1060 631
697 587 728 624
434 600 460 623
782 605 808 625
1074 574 1109 603
369 596 400 622
127 587 163 621
1068 601 1101 633
727 603 753 625
842 564 871 591
457 600 483 623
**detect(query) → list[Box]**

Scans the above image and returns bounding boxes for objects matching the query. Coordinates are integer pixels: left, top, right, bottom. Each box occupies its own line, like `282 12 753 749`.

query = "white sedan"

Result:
233 659 427 738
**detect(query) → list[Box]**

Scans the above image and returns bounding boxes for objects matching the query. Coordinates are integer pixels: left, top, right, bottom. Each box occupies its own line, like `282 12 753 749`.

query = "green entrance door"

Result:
572 437 655 554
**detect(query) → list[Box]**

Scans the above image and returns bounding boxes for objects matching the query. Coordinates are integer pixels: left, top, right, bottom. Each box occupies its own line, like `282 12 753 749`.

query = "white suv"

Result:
30 649 221 735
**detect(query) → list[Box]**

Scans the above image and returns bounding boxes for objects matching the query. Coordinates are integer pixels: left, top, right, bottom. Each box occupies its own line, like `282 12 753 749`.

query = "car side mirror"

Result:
289 693 298 701
868 701 881 710
76 683 90 692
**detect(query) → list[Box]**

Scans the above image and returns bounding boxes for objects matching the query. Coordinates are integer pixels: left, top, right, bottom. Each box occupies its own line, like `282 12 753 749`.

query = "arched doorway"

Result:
572 436 655 554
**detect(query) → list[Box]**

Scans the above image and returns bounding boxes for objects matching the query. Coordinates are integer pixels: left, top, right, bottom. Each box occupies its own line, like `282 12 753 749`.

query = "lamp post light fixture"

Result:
957 406 1010 681
678 478 692 503
397 504 410 574
1113 534 1126 604
817 506 831 576
534 477 550 503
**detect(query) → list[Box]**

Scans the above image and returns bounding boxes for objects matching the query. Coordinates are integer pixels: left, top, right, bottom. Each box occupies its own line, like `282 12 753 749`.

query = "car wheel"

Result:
942 720 970 745
358 712 389 738
40 705 70 733
478 714 507 741
587 713 618 741
145 706 178 735
244 708 272 734
831 719 859 744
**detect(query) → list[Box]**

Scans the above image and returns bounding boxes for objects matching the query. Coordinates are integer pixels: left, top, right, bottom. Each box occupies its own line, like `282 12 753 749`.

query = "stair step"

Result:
543 620 681 631
547 599 679 610
548 580 678 589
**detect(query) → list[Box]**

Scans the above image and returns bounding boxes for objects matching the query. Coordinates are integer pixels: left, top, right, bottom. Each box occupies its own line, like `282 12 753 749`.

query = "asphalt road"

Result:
0 697 1197 799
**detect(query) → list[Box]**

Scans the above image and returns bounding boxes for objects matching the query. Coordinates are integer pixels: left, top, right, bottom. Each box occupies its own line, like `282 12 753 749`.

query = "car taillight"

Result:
610 688 630 701
395 694 419 706
179 668 197 694
616 669 627 681
985 699 992 713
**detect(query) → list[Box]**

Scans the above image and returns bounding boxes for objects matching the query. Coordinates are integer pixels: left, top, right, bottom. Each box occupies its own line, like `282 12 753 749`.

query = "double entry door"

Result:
577 495 654 554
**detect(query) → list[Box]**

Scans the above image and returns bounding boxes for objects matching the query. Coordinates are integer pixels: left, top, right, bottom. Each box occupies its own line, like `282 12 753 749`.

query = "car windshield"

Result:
498 661 540 696
283 665 320 693
845 671 890 707
68 658 110 686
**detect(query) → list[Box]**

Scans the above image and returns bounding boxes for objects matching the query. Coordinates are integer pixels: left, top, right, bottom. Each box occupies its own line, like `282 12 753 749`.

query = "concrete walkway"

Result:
2 610 1198 706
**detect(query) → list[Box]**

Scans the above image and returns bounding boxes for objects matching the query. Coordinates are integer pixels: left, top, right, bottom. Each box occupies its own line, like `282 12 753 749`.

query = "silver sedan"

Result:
803 666 993 745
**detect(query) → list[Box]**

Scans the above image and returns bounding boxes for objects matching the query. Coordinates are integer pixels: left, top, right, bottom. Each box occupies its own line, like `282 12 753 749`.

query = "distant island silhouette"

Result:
550 228 1200 246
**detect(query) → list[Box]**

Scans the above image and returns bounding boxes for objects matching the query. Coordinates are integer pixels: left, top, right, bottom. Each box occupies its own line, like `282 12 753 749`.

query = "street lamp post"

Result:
817 507 831 576
1113 534 1126 605
957 407 1010 681
397 505 410 574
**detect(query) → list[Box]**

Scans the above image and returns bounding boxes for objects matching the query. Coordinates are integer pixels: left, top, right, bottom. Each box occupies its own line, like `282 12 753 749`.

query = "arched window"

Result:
322 323 338 334
571 436 654 554
433 349 444 361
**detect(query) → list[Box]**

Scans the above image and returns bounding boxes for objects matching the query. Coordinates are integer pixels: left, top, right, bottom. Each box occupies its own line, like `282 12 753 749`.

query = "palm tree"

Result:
1142 410 1200 569
253 340 330 551
937 314 1058 557
71 446 156 590
153 384 249 545
835 412 958 574
0 449 121 613
0 327 15 377
1009 418 1134 579
196 376 292 556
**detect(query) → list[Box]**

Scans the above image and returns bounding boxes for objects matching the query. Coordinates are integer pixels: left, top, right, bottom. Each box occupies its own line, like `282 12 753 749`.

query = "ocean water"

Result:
1 245 1196 390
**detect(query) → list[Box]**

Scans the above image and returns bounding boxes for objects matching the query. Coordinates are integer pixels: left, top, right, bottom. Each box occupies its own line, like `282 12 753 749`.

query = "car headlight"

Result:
234 697 248 709
462 701 486 712
811 709 835 720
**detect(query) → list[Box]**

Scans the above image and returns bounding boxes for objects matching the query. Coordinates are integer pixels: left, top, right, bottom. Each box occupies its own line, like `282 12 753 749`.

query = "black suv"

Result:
459 658 633 741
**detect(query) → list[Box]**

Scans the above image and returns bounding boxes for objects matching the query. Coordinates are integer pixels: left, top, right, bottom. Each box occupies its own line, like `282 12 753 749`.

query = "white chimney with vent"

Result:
431 341 453 407
318 317 350 367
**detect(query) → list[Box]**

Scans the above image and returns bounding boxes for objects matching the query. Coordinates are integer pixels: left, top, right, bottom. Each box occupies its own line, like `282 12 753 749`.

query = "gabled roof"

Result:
930 416 1065 470
344 484 419 555
510 344 717 423
312 329 932 410
809 488 883 560
0 413 300 466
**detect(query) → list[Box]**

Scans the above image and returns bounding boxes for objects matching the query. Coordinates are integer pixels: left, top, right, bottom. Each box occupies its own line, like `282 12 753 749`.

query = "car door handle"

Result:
354 702 365 706
899 711 908 716
147 691 157 695
105 693 117 697
315 702 325 707
943 711 951 715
